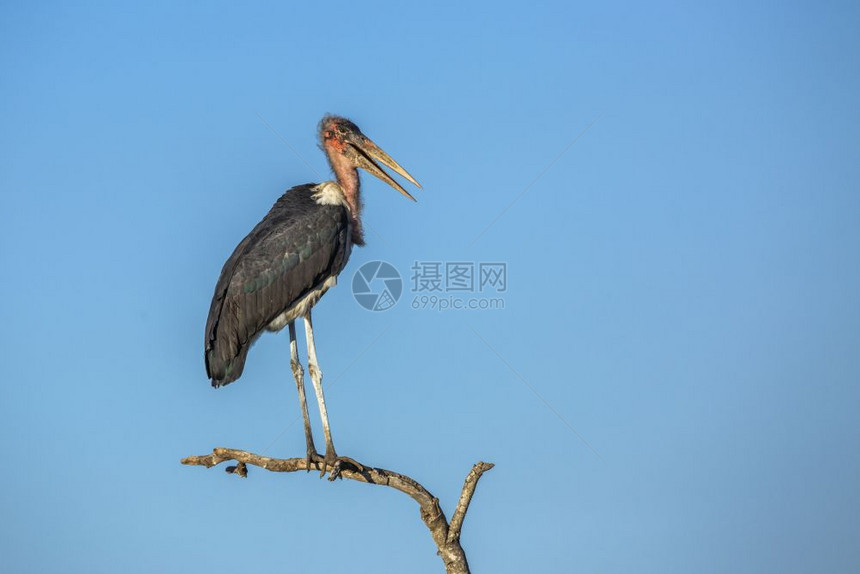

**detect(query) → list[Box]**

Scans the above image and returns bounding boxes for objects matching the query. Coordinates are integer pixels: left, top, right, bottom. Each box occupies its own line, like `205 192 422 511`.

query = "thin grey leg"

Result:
289 320 317 463
304 311 337 471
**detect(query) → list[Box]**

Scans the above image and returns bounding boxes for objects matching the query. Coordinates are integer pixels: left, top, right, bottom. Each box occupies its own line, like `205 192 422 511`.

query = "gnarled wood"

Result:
181 448 493 574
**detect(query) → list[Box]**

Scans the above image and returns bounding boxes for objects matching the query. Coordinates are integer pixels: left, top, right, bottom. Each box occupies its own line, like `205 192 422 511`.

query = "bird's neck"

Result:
329 153 365 246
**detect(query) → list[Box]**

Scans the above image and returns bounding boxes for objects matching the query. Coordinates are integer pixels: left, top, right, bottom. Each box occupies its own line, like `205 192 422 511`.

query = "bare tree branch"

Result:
181 448 493 574
448 462 495 544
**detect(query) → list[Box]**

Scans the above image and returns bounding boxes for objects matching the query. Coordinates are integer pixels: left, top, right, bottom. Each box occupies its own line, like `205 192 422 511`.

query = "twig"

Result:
448 462 495 544
181 448 493 574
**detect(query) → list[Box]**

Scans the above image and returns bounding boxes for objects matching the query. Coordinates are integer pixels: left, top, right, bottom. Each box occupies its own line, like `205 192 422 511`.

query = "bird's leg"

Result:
303 311 340 478
289 321 319 470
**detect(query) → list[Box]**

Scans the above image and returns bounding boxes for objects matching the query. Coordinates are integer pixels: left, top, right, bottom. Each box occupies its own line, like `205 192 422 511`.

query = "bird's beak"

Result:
347 133 422 201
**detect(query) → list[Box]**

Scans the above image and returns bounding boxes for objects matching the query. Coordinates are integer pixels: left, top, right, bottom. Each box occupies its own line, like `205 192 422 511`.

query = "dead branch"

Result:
181 448 493 574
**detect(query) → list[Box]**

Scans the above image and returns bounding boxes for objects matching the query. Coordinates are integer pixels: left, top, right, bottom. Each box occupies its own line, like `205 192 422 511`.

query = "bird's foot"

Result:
322 454 366 481
299 449 337 478
319 449 337 479
306 449 322 473
312 440 366 480
328 456 365 481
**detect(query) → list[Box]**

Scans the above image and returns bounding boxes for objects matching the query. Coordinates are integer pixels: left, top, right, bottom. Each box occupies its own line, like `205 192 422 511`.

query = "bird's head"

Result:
319 115 421 201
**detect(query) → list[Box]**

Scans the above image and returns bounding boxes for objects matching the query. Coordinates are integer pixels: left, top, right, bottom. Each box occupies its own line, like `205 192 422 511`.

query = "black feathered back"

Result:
204 184 351 387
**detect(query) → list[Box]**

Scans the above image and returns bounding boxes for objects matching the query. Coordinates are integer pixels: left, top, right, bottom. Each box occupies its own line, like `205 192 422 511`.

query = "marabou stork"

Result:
204 115 420 476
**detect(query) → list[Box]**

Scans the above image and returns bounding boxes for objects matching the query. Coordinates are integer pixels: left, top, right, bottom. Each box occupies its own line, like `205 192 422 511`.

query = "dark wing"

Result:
205 183 350 387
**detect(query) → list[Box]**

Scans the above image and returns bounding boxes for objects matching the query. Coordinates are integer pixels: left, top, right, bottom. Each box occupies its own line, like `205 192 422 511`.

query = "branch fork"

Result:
182 448 493 574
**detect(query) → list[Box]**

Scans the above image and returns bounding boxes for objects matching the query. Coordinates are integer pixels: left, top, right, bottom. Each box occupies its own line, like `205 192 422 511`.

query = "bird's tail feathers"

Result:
207 345 249 388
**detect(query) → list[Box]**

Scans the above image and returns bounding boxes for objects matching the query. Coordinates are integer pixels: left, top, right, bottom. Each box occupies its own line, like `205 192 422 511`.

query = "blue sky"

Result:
2 1 859 572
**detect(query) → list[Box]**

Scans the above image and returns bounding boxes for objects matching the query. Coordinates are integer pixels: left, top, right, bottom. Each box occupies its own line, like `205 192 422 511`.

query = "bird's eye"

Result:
324 130 333 139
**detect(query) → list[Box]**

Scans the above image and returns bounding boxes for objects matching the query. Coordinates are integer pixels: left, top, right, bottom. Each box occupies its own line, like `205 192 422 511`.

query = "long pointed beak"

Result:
348 134 421 201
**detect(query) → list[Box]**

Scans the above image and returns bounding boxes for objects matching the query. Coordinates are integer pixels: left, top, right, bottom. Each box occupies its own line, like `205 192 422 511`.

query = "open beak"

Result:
347 133 422 201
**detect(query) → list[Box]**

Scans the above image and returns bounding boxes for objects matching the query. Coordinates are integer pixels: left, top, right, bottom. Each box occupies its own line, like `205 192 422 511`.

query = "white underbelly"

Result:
266 274 338 332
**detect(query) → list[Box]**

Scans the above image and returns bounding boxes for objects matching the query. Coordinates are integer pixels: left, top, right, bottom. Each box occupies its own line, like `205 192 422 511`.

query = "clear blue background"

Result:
2 1 859 572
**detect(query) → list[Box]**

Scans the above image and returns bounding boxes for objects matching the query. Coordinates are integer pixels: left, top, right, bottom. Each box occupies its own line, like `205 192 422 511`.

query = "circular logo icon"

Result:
352 261 402 311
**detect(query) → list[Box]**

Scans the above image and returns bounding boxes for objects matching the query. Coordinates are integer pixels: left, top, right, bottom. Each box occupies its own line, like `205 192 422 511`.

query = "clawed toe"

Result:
327 456 365 481
306 451 324 473
336 456 364 473
313 450 364 480
319 450 336 479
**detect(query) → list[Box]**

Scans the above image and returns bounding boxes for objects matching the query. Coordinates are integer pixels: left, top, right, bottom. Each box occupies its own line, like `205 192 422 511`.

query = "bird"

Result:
204 115 420 476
